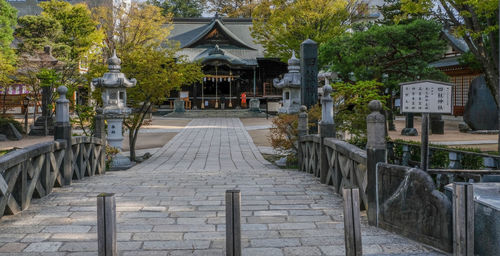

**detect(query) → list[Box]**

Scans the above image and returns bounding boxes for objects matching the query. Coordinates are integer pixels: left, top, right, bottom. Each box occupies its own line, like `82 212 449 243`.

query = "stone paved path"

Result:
0 118 444 255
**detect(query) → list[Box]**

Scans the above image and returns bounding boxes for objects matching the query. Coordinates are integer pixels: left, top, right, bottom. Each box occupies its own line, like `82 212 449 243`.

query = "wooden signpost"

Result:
400 80 453 171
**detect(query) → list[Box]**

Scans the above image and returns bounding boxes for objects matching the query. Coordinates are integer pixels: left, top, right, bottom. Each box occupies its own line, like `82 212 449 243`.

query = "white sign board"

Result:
179 91 189 99
400 81 453 114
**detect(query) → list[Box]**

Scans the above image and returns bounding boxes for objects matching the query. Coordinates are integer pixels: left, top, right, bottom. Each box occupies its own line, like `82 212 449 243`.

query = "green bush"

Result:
455 147 484 169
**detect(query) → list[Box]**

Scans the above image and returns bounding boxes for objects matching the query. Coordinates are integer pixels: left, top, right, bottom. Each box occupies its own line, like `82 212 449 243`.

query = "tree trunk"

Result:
129 126 136 161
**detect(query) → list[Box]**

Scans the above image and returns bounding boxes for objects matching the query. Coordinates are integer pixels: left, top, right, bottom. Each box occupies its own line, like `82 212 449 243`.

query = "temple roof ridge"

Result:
181 18 256 50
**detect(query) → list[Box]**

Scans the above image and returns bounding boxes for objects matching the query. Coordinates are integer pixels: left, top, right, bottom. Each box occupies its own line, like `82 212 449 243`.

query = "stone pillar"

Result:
94 113 106 140
54 86 73 186
366 100 386 226
300 39 318 109
430 114 444 134
297 106 308 172
319 85 335 184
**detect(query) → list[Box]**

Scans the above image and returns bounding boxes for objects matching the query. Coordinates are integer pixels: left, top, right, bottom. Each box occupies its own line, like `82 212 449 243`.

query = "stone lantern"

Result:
273 51 301 114
92 50 137 169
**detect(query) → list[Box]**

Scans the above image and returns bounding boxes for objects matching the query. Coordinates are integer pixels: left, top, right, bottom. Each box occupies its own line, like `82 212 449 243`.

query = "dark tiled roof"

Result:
169 17 265 66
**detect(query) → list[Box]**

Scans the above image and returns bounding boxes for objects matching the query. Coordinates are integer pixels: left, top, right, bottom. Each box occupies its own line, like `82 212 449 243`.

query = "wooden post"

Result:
343 187 362 256
421 113 430 172
453 182 474 256
319 85 335 184
366 100 386 226
226 190 241 256
97 193 117 256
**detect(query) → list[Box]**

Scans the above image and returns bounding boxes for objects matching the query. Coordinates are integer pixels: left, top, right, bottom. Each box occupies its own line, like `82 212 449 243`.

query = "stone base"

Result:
109 153 135 171
249 98 260 112
29 116 54 136
174 100 185 113
401 128 418 136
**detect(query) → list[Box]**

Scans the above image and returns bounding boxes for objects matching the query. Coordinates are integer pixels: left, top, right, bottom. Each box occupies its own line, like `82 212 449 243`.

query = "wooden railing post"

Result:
225 190 241 256
319 85 335 184
54 86 72 186
97 193 117 256
453 182 474 256
343 186 362 256
366 100 386 226
297 106 308 172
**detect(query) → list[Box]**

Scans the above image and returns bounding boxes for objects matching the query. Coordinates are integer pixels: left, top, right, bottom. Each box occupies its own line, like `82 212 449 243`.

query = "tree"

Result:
251 0 356 61
399 0 499 151
399 0 498 101
319 19 447 85
94 3 204 160
206 0 258 17
15 15 64 55
0 0 17 114
0 0 16 60
319 19 448 132
148 0 205 17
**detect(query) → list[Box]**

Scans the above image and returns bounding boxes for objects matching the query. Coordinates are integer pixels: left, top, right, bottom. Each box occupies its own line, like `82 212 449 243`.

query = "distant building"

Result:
167 16 287 109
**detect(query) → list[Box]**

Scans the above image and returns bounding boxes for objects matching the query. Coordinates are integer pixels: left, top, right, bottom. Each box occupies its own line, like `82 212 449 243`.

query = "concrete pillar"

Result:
54 86 73 186
366 100 386 226
297 106 308 172
319 85 335 184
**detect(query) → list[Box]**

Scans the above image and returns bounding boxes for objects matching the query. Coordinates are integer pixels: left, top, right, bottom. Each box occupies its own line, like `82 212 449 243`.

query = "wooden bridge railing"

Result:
0 140 67 217
0 86 107 219
71 136 106 179
299 135 368 209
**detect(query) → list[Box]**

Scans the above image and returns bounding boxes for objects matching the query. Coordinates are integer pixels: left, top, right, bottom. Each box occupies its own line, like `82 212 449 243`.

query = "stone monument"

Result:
464 75 498 130
300 39 319 108
92 50 137 170
273 51 301 114
28 46 60 136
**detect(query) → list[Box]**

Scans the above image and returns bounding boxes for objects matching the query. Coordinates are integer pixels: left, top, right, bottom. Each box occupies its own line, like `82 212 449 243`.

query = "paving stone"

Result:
283 246 322 255
24 242 62 252
243 248 284 256
0 243 27 252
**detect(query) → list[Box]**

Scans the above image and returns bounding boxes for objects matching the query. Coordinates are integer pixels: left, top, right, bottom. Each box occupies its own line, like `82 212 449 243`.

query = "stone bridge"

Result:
0 118 443 255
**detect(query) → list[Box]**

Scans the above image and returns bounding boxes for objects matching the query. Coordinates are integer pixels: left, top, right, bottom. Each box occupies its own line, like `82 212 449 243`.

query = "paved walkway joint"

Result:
0 118 443 255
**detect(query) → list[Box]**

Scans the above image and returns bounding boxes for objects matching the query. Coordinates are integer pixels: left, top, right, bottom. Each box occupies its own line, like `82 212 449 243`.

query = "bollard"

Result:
453 183 474 256
226 190 241 256
97 193 117 256
319 85 335 184
343 187 362 256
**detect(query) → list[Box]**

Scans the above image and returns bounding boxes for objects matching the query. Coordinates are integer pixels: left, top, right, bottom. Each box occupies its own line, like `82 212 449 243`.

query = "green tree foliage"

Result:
251 0 355 61
148 0 205 17
331 81 388 137
206 0 258 17
39 0 103 60
319 19 448 89
399 0 499 102
0 0 16 60
15 15 64 55
0 0 17 101
94 3 203 160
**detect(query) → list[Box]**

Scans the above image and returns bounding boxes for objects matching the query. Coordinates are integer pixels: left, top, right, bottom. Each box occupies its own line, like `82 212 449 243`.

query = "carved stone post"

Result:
366 100 386 226
319 85 335 184
297 106 308 171
54 86 73 186
94 112 106 140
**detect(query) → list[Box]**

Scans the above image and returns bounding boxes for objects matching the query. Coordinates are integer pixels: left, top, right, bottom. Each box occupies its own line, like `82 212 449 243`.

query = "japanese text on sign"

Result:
400 81 453 114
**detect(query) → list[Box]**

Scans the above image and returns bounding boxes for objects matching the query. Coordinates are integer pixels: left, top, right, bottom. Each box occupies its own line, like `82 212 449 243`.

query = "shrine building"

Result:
166 16 287 109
